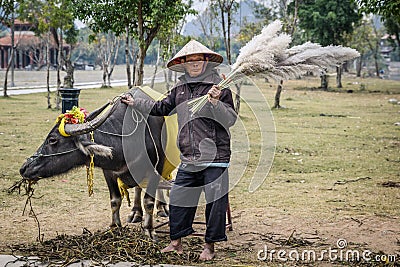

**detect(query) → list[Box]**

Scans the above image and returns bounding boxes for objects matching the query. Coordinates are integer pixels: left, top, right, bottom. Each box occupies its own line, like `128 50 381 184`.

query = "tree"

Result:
0 0 14 22
345 19 372 77
158 20 190 90
19 0 77 108
73 0 192 87
237 1 274 45
384 17 400 60
237 0 296 109
1 0 18 97
19 0 51 107
357 1 400 60
272 0 299 108
297 0 361 89
195 3 220 51
63 24 79 88
367 18 385 77
357 0 400 24
215 0 238 65
346 18 384 78
215 0 241 112
47 0 77 108
94 31 121 88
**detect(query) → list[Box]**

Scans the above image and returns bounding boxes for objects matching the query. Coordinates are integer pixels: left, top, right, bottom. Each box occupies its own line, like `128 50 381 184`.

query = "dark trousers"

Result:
168 166 229 243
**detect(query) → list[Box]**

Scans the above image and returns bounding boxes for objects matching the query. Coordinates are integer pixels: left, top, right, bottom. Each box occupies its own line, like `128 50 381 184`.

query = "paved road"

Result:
0 65 166 96
0 77 165 96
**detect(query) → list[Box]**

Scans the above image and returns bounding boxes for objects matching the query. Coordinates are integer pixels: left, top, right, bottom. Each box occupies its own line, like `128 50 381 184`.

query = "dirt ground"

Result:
223 208 399 265
1 191 399 266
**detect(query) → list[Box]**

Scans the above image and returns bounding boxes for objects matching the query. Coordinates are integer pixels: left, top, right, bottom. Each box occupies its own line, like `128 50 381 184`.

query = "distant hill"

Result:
182 0 259 36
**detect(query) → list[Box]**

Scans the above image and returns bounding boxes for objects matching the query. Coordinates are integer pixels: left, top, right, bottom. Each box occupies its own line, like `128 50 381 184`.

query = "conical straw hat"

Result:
167 40 223 72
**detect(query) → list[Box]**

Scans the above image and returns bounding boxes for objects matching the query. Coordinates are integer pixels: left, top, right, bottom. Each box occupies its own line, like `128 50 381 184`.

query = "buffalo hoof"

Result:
127 212 143 223
157 206 169 218
109 222 122 228
131 214 143 223
157 210 168 218
144 229 158 242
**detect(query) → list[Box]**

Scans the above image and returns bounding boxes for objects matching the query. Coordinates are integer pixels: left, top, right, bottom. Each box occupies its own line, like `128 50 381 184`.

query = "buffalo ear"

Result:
75 139 113 158
86 144 113 158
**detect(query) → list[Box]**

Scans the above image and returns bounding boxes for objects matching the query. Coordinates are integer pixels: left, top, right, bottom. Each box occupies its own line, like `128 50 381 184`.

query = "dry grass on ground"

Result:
0 74 399 266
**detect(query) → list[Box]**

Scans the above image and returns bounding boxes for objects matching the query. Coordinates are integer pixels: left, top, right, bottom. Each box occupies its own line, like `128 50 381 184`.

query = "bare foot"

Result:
199 243 215 261
161 239 183 254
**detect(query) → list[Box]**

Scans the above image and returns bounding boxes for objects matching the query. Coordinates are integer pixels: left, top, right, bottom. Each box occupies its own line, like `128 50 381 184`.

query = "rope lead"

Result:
86 131 95 196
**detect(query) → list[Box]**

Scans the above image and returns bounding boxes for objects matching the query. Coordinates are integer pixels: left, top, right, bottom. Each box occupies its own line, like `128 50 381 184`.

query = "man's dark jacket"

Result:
132 69 237 164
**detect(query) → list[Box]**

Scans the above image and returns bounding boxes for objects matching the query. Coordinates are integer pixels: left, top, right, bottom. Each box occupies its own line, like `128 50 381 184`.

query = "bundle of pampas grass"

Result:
188 20 360 113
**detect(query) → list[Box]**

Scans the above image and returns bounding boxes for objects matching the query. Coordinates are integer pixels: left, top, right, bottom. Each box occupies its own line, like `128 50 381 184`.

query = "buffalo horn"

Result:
64 100 120 136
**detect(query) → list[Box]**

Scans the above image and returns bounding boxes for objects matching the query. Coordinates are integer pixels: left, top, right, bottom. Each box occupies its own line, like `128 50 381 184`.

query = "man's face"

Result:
184 54 207 77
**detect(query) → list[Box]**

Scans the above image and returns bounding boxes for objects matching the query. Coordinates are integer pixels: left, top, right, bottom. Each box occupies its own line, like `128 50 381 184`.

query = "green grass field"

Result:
0 74 399 266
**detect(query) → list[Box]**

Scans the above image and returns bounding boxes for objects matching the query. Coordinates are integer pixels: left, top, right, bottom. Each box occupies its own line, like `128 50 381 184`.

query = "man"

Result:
121 40 237 260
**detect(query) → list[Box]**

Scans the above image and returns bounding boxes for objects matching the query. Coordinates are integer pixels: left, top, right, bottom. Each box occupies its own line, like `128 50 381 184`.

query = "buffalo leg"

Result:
156 189 169 218
127 186 143 223
142 173 160 241
103 170 122 227
143 192 157 241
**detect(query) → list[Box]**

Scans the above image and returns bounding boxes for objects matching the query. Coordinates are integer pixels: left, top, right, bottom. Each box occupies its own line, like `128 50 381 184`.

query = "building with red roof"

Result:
0 20 69 69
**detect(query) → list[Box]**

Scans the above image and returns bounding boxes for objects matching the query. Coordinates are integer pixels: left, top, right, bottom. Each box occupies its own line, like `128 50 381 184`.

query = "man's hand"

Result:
121 94 134 106
208 85 221 105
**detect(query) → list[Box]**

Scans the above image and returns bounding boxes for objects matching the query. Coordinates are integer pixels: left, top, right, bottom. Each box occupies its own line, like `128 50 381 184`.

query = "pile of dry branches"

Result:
7 179 202 266
9 226 202 266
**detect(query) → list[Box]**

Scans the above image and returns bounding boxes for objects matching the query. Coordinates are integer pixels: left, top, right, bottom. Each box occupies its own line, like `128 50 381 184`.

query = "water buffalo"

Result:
19 87 170 240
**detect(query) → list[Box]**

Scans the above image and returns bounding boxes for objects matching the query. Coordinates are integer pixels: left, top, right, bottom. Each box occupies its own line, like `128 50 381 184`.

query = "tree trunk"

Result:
102 62 108 87
320 73 328 90
107 72 112 87
10 10 15 87
219 0 240 113
371 21 380 78
169 69 174 83
132 49 138 86
290 0 299 36
125 27 132 88
108 38 119 87
273 80 283 109
396 33 400 59
55 30 63 110
3 50 13 97
226 4 232 65
374 53 380 77
343 62 349 72
226 2 241 113
336 65 342 88
46 36 51 109
134 0 144 87
163 69 170 90
356 55 363 77
219 5 228 62
134 46 145 86
3 13 16 97
150 41 161 88
63 58 74 88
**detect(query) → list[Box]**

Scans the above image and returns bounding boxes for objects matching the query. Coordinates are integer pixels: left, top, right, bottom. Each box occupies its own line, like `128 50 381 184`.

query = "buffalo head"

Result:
19 103 117 180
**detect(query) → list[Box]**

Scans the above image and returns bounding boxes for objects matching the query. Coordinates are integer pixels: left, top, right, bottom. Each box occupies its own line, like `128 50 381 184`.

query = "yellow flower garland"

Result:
56 106 88 137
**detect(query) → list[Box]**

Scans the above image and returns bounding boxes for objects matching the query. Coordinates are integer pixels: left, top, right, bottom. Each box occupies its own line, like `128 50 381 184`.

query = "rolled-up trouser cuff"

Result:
205 235 228 243
170 227 195 241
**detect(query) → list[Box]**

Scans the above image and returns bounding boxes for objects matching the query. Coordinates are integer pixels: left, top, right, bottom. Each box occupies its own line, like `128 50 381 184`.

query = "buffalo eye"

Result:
48 137 58 145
